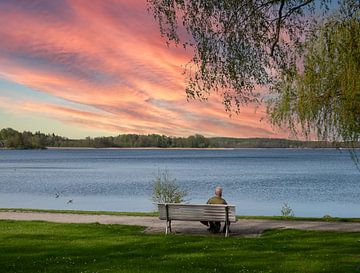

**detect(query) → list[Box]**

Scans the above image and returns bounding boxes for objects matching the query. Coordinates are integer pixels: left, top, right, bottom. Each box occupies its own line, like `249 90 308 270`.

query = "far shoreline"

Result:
1 147 359 150
46 147 359 150
46 147 235 150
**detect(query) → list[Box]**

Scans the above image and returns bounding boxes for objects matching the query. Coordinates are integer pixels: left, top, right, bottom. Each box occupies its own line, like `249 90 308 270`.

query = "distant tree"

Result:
187 134 209 148
0 128 18 141
93 137 112 148
7 133 24 148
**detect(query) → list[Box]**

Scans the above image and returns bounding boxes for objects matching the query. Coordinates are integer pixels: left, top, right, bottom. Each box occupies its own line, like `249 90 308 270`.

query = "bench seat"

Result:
158 203 236 237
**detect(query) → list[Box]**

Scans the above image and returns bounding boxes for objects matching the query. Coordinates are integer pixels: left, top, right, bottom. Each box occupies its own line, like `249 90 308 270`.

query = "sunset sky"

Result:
0 0 289 139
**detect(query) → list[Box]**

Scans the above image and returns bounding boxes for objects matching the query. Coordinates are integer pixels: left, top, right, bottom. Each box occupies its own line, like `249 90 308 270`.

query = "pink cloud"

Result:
0 0 289 138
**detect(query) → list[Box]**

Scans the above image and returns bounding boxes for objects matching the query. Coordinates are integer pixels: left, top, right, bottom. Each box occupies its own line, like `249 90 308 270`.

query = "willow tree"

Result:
268 16 360 144
147 0 360 143
147 0 329 110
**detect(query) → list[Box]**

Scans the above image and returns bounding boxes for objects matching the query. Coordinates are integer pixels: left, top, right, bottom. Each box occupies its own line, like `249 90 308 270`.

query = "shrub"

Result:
281 203 294 217
151 170 188 204
323 214 332 220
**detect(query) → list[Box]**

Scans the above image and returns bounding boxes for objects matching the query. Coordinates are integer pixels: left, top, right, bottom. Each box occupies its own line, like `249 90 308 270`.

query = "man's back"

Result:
202 186 228 233
207 196 227 205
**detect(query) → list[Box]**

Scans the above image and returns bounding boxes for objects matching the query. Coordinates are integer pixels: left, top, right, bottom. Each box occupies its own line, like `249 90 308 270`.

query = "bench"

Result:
158 203 236 237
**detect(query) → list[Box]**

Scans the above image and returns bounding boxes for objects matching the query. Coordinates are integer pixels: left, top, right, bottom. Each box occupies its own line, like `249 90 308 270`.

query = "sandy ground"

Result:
1 212 360 237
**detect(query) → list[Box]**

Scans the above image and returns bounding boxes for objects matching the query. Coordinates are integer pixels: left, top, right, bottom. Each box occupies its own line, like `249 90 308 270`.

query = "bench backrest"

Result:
158 203 236 222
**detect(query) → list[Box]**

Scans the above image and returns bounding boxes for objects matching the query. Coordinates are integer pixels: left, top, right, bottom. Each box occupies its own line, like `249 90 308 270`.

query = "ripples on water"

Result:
0 148 359 217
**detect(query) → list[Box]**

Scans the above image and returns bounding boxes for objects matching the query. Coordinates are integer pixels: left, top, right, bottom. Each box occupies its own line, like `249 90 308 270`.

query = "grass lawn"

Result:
1 220 360 273
0 208 159 217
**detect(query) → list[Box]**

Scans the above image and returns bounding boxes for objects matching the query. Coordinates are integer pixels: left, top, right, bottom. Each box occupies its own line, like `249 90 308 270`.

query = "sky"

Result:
0 0 289 139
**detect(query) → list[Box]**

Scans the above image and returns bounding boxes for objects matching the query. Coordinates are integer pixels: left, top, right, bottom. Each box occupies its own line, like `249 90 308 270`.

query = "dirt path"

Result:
1 212 360 237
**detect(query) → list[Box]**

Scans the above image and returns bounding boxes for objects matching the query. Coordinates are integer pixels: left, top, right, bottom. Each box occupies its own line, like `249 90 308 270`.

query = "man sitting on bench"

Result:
201 186 229 233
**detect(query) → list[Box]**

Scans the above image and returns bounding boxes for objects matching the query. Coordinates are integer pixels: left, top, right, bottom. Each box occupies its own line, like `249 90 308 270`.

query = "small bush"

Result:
281 203 294 217
151 170 188 204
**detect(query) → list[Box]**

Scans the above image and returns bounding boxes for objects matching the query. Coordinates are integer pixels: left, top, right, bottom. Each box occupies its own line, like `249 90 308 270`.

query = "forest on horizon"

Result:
0 127 358 149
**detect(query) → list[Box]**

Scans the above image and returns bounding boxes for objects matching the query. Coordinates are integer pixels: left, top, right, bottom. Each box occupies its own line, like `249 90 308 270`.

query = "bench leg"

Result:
165 220 172 235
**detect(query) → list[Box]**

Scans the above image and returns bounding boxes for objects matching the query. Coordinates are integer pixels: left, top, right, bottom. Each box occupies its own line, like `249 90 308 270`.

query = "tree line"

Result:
0 128 211 149
1 128 358 149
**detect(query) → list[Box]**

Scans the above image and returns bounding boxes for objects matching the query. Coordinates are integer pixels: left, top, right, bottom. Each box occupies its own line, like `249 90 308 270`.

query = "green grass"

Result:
237 215 360 223
2 207 360 222
0 208 159 217
1 220 360 273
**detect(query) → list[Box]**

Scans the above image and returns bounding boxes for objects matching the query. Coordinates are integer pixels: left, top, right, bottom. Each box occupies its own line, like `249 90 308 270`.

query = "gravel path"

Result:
1 212 360 237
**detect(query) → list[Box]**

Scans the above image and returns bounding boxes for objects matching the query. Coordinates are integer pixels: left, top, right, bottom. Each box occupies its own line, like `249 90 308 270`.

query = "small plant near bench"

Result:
151 169 188 204
281 203 294 217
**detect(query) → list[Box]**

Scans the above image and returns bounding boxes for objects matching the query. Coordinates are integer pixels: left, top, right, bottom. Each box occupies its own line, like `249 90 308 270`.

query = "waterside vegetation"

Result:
1 128 359 149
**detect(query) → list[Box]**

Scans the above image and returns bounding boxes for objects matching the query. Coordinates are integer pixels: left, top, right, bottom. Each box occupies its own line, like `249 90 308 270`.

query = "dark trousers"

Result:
200 221 230 233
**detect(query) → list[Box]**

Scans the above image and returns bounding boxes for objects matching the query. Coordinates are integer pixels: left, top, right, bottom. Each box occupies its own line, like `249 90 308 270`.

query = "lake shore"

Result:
45 146 237 150
44 147 359 150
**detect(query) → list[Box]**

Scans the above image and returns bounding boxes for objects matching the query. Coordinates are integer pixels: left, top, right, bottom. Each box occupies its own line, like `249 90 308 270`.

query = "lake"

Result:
0 148 359 217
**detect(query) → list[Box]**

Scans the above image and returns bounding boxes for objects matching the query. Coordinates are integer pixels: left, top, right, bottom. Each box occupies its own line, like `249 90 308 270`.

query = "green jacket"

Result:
207 196 227 205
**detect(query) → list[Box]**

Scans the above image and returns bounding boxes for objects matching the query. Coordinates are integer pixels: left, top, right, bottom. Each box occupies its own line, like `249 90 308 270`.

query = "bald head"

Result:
215 186 223 197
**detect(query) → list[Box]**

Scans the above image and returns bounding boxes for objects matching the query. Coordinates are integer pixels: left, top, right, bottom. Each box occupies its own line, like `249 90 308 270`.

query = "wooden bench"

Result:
158 203 236 237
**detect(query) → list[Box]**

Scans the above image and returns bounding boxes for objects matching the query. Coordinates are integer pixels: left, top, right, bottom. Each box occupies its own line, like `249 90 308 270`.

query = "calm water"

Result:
0 148 359 217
